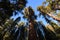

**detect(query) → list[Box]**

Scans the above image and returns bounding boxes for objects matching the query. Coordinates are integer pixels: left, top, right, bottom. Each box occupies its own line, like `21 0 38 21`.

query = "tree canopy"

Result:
0 0 60 40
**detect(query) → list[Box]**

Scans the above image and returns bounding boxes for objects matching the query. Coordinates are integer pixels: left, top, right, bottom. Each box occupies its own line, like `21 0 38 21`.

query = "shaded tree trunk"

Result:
28 20 37 40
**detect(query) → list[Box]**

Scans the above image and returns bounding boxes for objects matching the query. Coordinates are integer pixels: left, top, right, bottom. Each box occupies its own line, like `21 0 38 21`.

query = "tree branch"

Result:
47 12 60 21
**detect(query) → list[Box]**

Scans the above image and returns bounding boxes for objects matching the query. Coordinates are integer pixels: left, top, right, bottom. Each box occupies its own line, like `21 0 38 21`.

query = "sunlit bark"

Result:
47 12 60 21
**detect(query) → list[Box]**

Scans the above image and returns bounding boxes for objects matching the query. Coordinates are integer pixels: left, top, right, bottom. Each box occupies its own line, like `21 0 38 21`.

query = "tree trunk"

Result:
28 20 37 40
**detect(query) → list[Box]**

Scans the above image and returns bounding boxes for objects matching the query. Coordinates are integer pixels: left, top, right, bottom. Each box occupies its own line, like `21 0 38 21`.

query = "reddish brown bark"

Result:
24 7 37 40
28 20 37 40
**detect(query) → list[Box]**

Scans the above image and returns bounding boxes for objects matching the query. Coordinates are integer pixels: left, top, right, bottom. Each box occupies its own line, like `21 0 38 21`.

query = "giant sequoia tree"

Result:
0 0 60 40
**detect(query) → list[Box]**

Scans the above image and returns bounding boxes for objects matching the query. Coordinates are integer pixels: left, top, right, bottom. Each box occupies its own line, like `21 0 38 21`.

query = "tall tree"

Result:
37 0 60 40
0 0 60 40
0 0 27 40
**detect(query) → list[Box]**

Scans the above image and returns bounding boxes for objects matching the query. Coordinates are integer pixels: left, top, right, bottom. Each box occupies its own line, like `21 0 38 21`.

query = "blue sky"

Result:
11 0 47 25
26 0 47 25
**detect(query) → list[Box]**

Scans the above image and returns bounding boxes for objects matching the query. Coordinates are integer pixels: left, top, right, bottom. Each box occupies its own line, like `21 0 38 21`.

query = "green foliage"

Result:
0 0 60 40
